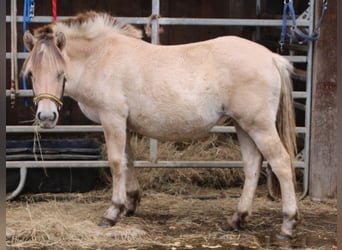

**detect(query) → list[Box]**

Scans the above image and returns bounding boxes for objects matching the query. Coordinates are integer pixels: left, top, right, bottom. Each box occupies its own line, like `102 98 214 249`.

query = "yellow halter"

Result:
33 93 63 109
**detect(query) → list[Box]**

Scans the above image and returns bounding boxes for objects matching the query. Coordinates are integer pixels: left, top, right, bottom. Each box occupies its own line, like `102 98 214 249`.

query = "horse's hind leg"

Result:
224 122 262 230
125 133 141 216
247 124 299 239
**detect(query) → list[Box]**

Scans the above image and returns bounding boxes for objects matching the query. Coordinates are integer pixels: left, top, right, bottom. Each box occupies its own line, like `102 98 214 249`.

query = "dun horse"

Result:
22 12 299 239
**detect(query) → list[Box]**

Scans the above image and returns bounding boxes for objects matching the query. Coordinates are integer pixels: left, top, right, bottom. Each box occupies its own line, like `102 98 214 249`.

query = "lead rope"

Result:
279 0 328 51
10 0 17 108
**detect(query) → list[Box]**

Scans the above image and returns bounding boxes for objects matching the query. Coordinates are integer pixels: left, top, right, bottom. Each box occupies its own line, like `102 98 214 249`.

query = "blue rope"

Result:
280 0 328 48
23 0 35 107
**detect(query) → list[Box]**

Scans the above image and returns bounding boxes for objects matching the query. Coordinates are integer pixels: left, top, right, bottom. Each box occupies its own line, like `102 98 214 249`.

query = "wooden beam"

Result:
336 0 342 245
310 0 337 199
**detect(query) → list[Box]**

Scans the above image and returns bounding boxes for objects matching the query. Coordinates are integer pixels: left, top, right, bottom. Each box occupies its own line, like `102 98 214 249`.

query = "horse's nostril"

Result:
52 112 57 121
37 111 58 122
37 112 42 121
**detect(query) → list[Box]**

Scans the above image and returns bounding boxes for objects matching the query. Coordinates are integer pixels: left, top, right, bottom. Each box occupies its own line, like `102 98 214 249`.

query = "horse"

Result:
22 11 299 239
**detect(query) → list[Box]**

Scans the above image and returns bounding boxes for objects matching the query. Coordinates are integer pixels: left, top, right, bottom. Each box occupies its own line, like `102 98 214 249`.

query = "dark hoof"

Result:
99 217 116 227
125 209 136 217
220 220 238 231
276 233 293 240
126 190 141 217
221 211 248 231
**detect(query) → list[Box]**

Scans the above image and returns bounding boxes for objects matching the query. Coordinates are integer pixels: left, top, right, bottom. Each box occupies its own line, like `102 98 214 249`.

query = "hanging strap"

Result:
52 0 57 22
279 0 328 47
22 0 35 107
22 0 35 53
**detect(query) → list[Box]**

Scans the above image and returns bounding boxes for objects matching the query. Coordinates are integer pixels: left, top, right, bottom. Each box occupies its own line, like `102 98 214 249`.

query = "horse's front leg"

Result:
125 132 141 216
99 117 129 227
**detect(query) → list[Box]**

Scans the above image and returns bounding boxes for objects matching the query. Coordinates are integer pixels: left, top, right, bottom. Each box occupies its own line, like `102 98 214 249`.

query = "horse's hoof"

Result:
220 220 237 231
99 217 116 227
125 209 136 217
276 232 293 240
126 190 141 217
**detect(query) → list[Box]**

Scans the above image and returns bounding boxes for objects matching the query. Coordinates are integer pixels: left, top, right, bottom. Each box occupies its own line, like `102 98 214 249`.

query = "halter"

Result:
33 93 63 108
33 77 65 109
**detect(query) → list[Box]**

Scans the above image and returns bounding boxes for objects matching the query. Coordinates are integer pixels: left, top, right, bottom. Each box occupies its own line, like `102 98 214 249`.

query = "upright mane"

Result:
59 11 143 39
22 12 142 78
34 11 143 41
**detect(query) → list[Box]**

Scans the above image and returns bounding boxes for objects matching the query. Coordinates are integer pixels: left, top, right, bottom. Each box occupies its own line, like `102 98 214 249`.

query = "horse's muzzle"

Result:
36 99 59 128
37 111 58 128
37 111 57 123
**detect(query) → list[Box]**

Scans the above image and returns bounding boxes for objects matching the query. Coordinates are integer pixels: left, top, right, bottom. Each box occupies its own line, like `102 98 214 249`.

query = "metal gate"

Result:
6 0 315 199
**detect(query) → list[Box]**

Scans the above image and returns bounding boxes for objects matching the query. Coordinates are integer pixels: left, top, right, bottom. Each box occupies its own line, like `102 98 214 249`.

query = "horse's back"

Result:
97 35 286 141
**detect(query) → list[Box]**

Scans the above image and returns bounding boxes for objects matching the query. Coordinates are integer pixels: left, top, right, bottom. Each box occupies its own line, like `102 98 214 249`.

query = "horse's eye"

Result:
57 71 64 81
27 70 33 78
26 71 34 82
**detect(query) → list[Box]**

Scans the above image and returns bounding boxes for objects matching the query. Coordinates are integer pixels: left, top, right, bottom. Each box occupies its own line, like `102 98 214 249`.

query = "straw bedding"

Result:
6 134 337 249
6 187 337 249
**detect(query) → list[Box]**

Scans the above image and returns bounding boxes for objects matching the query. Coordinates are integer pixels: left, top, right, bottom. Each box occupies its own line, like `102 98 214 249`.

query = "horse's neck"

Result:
62 40 87 100
65 36 94 60
63 34 105 102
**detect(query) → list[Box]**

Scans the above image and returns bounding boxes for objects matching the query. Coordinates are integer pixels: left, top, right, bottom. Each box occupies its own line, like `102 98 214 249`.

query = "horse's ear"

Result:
55 32 66 50
23 31 35 51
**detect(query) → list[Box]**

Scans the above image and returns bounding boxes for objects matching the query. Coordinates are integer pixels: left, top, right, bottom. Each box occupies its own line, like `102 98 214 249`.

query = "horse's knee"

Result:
270 153 291 172
109 158 127 177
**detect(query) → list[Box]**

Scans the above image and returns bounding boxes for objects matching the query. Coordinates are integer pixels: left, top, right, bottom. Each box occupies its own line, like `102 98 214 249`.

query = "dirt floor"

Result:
6 184 337 250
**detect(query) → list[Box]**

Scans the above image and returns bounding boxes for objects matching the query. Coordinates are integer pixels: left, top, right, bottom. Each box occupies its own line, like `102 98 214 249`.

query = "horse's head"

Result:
22 28 67 128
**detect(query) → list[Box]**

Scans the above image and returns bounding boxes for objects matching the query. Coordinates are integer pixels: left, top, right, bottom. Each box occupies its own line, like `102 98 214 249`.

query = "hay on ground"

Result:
6 187 337 249
101 134 252 192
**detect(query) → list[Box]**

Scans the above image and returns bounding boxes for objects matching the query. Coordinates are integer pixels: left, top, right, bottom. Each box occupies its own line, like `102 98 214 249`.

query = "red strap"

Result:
52 0 57 22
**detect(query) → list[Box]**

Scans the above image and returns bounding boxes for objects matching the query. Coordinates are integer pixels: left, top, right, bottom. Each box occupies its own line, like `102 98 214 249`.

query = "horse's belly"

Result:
128 110 222 141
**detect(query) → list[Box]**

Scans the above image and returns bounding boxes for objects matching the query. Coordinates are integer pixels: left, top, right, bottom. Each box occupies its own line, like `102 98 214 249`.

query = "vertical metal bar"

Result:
255 0 261 41
149 0 160 163
151 0 160 44
300 0 315 199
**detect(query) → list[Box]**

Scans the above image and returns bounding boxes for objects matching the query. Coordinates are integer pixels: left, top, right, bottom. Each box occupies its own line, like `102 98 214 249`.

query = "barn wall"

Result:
337 0 342 243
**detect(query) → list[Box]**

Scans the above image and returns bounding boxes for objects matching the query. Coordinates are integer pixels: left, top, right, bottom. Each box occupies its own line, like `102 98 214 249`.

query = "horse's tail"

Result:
268 54 297 199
